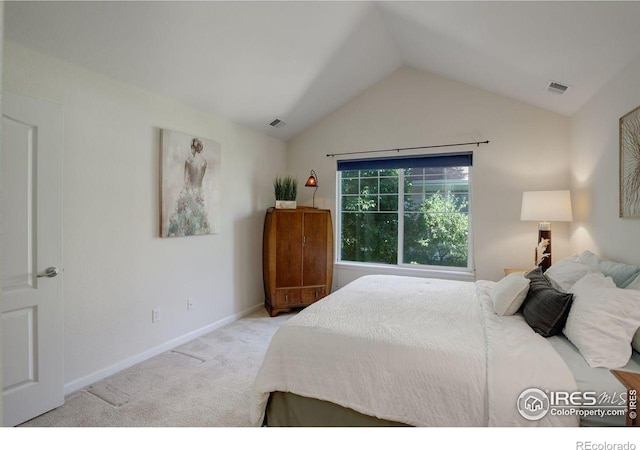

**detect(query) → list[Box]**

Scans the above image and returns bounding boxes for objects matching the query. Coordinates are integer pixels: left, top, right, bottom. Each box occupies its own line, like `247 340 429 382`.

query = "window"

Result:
337 153 472 270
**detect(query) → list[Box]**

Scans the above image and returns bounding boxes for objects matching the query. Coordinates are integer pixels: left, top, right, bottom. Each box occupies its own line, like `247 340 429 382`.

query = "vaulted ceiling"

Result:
6 1 640 141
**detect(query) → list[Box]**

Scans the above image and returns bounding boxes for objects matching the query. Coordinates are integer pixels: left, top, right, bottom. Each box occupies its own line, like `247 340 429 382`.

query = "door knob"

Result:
38 267 60 278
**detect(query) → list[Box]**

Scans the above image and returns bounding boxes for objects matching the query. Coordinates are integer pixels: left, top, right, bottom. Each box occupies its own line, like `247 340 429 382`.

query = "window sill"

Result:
334 261 476 282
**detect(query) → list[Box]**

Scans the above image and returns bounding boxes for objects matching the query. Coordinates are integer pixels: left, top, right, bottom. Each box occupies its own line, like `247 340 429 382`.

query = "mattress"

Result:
251 275 579 426
547 334 640 426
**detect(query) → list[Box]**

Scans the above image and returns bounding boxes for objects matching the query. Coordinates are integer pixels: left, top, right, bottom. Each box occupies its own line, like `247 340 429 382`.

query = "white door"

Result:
1 91 64 427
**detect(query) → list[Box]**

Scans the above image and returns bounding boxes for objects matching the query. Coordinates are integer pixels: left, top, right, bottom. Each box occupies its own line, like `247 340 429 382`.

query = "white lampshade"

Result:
521 190 573 222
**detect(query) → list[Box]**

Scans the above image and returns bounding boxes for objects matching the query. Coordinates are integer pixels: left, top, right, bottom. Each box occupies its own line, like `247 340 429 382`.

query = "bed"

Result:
548 335 640 427
250 251 640 427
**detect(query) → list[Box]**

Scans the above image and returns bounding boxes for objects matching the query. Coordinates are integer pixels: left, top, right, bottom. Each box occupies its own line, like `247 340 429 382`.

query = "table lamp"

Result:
521 190 573 271
305 170 318 208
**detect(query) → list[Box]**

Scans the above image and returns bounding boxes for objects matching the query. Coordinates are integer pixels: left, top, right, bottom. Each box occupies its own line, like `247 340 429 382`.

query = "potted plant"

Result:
273 175 298 209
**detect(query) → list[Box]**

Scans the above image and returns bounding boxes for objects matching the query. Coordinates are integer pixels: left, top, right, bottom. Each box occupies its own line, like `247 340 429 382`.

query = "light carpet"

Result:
20 309 292 427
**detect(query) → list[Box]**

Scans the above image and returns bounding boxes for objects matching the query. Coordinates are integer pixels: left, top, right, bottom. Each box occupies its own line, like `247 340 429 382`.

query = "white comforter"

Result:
250 275 578 426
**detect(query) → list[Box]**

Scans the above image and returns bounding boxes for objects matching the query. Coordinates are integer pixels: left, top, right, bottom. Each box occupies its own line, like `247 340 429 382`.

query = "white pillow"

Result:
545 259 600 292
491 272 530 316
626 273 640 291
564 273 640 368
563 254 581 263
624 274 640 353
577 250 640 287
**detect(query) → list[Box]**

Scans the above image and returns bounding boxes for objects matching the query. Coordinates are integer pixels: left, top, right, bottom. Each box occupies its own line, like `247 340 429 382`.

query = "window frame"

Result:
335 160 474 277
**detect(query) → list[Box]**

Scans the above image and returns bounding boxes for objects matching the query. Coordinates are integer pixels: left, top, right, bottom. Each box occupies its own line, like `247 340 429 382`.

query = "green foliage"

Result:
273 175 298 201
340 169 468 268
341 212 398 264
404 192 468 267
340 170 399 264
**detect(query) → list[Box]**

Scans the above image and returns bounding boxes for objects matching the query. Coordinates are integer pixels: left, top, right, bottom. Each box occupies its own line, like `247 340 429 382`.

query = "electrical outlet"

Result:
152 308 161 323
187 298 195 311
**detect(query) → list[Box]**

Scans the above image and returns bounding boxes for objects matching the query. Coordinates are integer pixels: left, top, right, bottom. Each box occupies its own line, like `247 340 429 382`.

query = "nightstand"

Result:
611 369 640 426
504 268 528 276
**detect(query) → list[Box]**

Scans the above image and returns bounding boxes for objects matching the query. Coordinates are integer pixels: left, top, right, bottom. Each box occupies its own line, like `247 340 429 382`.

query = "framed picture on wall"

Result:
160 129 221 237
620 105 640 218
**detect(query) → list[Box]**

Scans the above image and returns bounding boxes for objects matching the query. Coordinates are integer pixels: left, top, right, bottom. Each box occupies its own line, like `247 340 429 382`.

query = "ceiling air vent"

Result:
547 80 570 95
269 118 286 128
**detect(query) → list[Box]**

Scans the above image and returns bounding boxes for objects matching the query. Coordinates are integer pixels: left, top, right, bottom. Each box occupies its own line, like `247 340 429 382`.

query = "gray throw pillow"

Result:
522 267 574 337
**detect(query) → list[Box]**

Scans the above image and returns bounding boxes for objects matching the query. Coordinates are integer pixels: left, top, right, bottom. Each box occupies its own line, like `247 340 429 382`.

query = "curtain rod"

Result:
326 140 489 158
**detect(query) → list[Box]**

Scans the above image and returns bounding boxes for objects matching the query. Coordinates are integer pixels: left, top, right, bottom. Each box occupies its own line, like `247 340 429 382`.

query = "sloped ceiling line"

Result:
5 1 640 141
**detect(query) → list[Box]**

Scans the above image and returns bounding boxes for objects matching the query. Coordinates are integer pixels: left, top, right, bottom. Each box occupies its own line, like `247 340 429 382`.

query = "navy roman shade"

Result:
337 152 473 172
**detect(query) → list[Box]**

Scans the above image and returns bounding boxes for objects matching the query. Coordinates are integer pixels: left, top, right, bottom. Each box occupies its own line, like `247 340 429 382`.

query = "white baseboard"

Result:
64 302 263 395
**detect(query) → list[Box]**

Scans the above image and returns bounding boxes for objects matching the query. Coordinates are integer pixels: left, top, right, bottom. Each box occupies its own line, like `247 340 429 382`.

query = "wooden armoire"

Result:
262 207 334 316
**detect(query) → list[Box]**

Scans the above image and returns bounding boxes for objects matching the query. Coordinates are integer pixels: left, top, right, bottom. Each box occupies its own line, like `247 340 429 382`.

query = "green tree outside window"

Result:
339 167 469 268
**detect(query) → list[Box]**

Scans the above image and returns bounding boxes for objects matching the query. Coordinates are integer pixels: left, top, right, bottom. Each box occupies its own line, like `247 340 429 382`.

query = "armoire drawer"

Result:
302 286 326 304
274 288 302 306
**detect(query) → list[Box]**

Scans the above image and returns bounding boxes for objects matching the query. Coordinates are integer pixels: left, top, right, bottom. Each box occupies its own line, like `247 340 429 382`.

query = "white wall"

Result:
570 54 640 263
3 42 287 391
288 67 572 284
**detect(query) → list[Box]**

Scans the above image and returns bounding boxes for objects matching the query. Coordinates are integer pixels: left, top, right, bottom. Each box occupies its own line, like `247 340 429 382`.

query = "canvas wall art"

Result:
161 129 221 237
620 105 640 218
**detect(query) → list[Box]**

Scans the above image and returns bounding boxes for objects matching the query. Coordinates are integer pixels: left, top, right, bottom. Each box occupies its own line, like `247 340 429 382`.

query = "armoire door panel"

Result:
275 212 303 287
302 212 328 286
